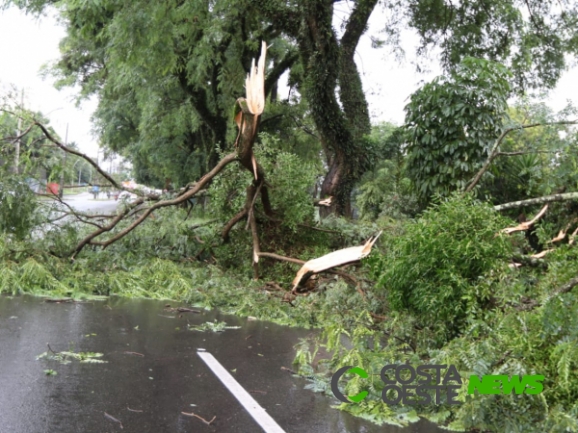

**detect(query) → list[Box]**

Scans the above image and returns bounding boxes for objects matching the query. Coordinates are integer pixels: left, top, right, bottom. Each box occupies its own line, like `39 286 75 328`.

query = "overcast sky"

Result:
0 5 576 158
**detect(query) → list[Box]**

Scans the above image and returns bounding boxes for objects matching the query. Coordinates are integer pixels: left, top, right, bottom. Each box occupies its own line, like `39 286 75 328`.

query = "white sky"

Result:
0 7 98 156
0 5 576 158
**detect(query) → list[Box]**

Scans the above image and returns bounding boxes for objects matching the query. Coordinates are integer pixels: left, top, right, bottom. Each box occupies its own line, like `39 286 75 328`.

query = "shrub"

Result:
369 194 511 341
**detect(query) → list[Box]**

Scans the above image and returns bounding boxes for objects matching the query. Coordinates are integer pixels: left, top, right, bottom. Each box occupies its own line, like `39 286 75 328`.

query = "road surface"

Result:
62 191 120 214
0 296 444 433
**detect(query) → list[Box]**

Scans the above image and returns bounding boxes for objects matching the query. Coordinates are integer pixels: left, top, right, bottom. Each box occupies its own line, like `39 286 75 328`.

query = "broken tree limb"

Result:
531 249 554 259
291 232 382 292
233 42 274 219
257 252 360 289
222 208 249 241
494 192 578 211
71 198 143 260
314 197 333 207
551 229 567 243
550 218 578 244
245 41 267 116
257 252 305 265
569 227 578 246
89 153 238 251
500 204 548 234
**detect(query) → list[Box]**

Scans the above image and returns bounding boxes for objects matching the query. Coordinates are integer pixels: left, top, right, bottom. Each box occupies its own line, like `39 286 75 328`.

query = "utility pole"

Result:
14 89 24 174
59 124 68 198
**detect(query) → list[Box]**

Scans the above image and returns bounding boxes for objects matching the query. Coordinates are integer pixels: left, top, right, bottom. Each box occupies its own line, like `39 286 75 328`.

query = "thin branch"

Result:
296 223 340 234
257 252 306 265
245 181 263 230
71 199 142 260
33 121 123 191
90 153 237 250
555 275 578 295
465 120 578 193
495 150 557 157
5 122 35 144
222 208 248 241
181 412 216 425
520 275 578 312
41 196 105 229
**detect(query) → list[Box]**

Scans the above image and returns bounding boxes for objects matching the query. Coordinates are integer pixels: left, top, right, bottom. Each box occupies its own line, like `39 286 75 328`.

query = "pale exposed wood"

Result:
317 197 333 206
569 227 578 246
551 229 567 243
501 204 548 234
531 249 553 259
291 232 382 291
245 41 267 116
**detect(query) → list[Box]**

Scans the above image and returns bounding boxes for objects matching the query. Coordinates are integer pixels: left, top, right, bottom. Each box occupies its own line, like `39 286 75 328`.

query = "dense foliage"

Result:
405 58 511 202
2 1 578 432
371 195 512 343
7 0 578 215
294 196 578 432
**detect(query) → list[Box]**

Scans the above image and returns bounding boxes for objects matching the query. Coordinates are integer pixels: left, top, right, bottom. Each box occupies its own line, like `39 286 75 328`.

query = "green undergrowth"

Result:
292 195 578 432
2 196 578 432
0 205 379 329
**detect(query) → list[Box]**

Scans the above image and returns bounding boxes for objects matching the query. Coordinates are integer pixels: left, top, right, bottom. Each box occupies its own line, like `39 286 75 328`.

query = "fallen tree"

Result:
10 41 369 291
18 43 269 271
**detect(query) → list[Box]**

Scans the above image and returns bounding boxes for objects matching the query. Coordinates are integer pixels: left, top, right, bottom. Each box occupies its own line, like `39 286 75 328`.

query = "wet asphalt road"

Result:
0 296 445 433
62 192 119 214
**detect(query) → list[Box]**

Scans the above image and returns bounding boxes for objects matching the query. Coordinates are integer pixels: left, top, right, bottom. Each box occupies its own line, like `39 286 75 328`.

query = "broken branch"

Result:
500 204 548 234
88 153 237 251
494 192 578 211
292 232 382 292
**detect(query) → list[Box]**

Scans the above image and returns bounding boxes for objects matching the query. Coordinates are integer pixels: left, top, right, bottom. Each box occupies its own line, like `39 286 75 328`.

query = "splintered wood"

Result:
245 41 266 117
501 204 548 234
291 232 382 292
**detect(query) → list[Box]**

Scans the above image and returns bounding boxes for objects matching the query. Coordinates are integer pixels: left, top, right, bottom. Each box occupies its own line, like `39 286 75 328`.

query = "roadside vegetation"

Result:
2 0 578 431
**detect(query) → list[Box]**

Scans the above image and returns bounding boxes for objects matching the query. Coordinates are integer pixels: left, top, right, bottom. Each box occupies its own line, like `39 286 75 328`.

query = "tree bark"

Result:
297 0 376 217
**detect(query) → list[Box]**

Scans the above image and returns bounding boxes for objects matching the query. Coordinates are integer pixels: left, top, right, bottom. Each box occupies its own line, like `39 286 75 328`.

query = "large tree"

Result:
5 0 578 214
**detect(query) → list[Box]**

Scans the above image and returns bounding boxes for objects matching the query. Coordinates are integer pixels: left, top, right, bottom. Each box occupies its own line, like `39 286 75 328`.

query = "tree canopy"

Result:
6 0 578 214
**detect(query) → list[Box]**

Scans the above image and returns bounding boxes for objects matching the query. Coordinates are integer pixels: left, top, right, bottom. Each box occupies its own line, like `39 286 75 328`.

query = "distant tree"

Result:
478 101 578 206
404 58 511 204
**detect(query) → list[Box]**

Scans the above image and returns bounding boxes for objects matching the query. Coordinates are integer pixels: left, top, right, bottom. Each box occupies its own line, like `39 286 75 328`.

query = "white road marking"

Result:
196 350 286 433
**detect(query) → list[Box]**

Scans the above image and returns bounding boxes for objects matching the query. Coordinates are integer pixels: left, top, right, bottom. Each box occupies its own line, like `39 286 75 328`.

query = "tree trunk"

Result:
298 0 376 218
